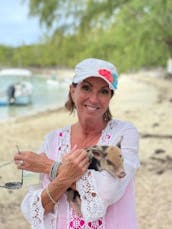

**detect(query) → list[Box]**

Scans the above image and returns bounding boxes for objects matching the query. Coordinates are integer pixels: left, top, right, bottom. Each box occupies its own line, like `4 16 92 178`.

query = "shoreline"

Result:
0 68 74 123
0 104 66 124
0 71 172 229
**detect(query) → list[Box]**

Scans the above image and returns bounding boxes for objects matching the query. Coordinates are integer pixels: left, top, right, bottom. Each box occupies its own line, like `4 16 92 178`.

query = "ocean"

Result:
0 75 70 121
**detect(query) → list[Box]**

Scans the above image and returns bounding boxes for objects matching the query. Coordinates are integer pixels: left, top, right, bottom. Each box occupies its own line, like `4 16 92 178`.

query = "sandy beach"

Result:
0 69 171 229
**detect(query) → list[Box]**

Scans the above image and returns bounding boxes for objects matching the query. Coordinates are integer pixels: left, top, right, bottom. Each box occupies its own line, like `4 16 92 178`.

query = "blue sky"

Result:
0 0 47 47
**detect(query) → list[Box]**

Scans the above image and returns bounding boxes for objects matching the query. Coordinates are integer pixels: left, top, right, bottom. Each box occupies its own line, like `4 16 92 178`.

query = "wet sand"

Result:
0 69 171 228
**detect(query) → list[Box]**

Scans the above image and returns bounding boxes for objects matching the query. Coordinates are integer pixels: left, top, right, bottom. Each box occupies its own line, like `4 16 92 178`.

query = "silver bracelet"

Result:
49 161 61 181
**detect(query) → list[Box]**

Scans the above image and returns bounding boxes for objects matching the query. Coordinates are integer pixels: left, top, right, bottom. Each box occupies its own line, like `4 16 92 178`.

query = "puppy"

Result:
86 145 126 178
67 143 126 215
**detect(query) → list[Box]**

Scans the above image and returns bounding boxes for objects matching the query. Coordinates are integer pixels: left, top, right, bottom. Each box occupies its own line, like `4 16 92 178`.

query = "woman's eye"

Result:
81 84 91 91
100 89 110 95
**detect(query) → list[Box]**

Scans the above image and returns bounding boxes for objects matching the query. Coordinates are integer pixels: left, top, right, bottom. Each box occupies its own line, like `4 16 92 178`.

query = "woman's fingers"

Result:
59 148 89 185
14 151 54 174
62 149 89 171
14 159 25 169
66 148 88 160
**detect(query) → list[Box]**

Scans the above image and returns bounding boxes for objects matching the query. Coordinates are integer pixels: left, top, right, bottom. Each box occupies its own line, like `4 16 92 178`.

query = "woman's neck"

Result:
76 119 106 136
71 120 107 149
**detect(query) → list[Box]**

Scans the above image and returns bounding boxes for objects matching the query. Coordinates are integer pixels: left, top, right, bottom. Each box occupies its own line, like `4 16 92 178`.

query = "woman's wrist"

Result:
49 161 61 181
44 159 54 174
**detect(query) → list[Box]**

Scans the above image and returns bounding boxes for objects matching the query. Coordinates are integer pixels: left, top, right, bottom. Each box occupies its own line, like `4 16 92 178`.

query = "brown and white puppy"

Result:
86 145 126 178
67 143 126 215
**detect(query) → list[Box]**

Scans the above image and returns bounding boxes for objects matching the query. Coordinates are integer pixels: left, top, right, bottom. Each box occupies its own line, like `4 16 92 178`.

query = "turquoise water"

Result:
0 75 70 121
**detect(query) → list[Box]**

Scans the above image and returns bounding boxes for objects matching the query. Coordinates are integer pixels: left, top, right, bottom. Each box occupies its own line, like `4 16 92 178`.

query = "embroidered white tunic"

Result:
21 119 140 229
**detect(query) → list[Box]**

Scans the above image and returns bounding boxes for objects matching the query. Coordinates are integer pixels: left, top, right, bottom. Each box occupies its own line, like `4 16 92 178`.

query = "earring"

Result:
103 111 108 122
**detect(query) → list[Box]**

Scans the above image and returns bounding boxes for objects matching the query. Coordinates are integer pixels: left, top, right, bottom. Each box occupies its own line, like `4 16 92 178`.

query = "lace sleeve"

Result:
20 133 50 228
20 128 62 229
21 184 45 228
21 172 58 229
76 163 137 222
76 170 106 222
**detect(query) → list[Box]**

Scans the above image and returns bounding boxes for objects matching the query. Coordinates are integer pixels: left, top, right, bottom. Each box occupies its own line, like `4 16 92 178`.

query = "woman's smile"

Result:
84 104 100 111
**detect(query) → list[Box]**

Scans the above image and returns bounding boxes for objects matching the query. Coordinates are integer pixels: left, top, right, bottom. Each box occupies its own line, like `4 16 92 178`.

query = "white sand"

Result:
0 70 171 228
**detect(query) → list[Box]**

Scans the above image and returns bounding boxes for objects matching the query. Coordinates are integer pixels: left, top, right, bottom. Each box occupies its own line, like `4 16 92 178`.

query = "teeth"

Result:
86 105 97 111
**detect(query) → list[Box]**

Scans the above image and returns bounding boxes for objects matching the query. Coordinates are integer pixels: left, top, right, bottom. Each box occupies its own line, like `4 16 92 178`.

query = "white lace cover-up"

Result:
21 119 140 229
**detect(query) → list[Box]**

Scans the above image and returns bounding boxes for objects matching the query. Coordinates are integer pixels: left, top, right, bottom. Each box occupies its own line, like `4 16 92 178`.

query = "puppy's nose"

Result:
118 170 126 178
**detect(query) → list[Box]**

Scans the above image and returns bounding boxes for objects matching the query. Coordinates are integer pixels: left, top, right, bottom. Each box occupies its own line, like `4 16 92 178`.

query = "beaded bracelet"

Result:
49 161 61 181
45 187 56 205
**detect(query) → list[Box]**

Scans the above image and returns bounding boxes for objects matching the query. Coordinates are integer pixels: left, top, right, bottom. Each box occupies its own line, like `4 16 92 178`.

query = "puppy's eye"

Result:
107 159 114 166
93 151 101 157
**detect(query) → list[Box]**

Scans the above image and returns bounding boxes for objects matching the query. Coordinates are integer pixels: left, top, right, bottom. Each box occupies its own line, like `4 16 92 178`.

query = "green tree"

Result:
25 0 171 70
0 0 171 71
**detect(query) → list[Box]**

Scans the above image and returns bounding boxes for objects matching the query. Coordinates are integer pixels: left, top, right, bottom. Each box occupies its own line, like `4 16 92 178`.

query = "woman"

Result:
14 58 140 229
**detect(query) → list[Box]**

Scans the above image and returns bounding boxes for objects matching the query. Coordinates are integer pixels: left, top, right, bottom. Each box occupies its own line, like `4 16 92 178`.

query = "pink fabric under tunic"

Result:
21 119 140 229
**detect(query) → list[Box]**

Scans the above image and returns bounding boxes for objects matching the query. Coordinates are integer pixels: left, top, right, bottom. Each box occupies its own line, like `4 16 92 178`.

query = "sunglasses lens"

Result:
0 145 23 190
4 182 22 189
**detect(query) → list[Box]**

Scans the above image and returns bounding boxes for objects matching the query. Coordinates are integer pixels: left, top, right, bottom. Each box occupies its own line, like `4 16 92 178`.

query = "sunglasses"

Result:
0 145 23 189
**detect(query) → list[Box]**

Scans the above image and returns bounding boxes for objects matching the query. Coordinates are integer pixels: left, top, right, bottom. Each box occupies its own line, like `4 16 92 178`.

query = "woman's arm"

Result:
14 151 54 173
17 129 89 226
20 147 89 219
41 148 89 214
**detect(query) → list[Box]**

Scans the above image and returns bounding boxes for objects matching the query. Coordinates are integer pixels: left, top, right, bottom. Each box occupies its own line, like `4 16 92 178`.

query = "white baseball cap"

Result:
72 58 118 90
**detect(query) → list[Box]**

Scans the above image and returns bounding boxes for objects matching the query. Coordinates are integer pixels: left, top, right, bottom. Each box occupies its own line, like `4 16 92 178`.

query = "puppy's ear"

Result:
116 137 123 149
88 145 107 160
92 150 102 160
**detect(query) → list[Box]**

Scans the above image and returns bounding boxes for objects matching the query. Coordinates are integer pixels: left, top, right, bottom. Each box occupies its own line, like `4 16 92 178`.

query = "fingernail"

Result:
72 144 77 150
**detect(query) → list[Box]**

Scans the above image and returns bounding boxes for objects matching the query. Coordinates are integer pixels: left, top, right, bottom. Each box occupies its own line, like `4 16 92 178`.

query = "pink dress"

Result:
21 119 140 229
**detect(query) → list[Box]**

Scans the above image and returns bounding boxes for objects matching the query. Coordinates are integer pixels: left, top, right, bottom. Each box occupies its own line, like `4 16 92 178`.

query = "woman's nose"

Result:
88 92 99 103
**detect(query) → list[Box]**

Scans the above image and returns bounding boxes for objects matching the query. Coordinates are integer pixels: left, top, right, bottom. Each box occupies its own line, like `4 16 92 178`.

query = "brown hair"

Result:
64 83 114 122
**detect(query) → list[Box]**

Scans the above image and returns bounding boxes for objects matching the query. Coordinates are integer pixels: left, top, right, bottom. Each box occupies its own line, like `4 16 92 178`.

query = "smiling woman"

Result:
14 58 140 229
69 77 112 129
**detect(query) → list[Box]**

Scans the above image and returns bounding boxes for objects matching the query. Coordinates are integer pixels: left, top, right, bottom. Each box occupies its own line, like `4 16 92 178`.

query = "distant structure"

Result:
0 68 33 106
167 58 172 76
0 68 32 77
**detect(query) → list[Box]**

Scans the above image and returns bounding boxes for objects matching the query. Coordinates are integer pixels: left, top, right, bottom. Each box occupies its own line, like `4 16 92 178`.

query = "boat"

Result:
0 68 33 106
0 96 31 106
0 68 32 77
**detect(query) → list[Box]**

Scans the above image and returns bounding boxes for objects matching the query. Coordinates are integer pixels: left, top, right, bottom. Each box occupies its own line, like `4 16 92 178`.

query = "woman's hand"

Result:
14 151 54 174
70 182 76 190
57 147 89 186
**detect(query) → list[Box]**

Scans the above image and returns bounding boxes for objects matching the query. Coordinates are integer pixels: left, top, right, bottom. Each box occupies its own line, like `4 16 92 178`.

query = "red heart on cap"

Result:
98 69 113 83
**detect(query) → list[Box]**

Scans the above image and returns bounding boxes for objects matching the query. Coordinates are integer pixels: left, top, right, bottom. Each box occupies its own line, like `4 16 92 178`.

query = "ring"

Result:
19 160 24 166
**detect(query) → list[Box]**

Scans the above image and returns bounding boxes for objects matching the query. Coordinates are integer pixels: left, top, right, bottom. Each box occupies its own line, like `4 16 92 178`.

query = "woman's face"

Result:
70 77 112 121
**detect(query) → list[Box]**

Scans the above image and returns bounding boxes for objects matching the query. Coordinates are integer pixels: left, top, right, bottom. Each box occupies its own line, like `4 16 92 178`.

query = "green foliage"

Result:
0 46 15 67
0 0 171 72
